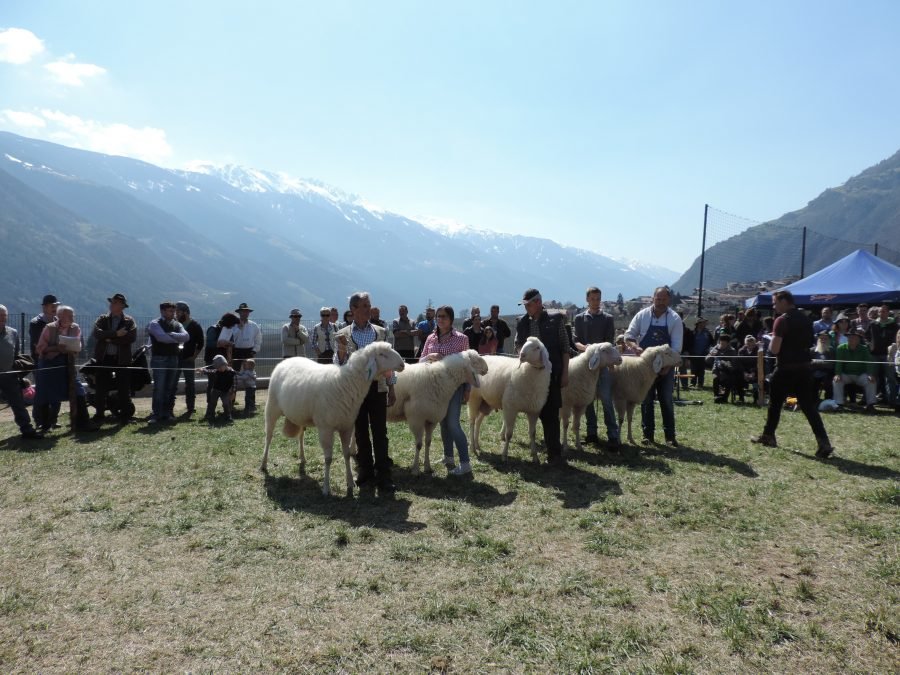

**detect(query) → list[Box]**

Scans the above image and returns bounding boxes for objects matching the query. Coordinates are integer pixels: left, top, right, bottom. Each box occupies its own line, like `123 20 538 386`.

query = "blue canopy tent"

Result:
745 249 900 308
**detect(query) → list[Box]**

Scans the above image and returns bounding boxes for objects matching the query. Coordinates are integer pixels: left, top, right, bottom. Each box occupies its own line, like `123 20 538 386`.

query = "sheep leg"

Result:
526 413 539 464
467 400 479 454
473 411 486 455
423 421 436 474
501 410 517 462
625 403 636 445
339 428 354 498
572 407 584 452
408 420 425 475
319 429 334 497
261 405 280 472
297 426 306 475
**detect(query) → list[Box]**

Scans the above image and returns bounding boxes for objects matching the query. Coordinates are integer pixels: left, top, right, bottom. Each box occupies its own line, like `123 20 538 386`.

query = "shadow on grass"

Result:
642 443 759 478
394 469 518 508
566 445 673 474
796 453 900 481
70 425 126 444
477 449 622 509
263 473 426 532
0 434 58 452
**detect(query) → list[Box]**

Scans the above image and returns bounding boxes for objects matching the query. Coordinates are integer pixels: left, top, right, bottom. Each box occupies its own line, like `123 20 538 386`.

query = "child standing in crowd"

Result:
198 354 235 424
235 358 258 416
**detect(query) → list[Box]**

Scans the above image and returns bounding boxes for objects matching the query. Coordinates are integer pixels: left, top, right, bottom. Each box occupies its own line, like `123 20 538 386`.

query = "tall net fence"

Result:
697 205 900 313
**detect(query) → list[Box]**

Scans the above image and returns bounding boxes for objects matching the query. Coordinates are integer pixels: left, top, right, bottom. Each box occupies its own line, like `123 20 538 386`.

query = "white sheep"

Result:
260 342 405 496
610 345 682 445
466 336 552 463
561 342 623 452
387 349 489 475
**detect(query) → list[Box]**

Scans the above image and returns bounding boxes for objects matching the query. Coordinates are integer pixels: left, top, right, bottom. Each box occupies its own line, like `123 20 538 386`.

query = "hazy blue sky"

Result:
2 1 899 272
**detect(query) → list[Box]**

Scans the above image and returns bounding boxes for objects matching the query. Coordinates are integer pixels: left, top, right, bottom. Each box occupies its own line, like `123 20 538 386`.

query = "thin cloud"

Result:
44 55 106 86
2 109 46 129
0 27 45 64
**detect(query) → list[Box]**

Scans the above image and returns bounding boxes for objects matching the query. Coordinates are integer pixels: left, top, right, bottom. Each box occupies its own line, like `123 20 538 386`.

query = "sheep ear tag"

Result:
652 354 663 373
588 351 600 371
366 357 378 381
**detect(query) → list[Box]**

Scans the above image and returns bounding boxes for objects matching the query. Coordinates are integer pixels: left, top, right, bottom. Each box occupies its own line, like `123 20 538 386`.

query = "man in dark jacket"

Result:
866 305 897 405
515 288 570 465
91 293 137 423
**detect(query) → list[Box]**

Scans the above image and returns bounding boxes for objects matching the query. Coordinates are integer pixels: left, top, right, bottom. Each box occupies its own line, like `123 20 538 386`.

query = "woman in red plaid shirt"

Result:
420 305 473 476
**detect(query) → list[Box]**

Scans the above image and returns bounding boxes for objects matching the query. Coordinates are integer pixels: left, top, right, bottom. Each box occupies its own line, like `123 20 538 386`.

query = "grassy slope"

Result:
0 391 897 673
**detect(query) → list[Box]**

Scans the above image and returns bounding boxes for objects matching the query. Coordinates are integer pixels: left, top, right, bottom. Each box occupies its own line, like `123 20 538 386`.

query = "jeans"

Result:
179 357 197 411
641 368 676 440
585 367 619 441
874 360 896 404
833 373 877 405
440 385 470 464
540 374 563 457
151 354 179 418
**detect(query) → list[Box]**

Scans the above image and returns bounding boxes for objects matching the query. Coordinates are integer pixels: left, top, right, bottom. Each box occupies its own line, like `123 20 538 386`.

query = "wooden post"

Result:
757 350 766 407
68 352 78 430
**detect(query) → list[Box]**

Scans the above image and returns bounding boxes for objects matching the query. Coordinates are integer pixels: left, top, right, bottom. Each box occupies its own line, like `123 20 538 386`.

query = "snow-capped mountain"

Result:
0 131 680 316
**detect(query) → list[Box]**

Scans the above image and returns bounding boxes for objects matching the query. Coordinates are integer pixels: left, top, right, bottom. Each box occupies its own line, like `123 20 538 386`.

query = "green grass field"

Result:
1 389 897 673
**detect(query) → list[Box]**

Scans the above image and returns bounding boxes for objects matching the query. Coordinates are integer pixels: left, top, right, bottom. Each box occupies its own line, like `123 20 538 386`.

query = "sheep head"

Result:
645 345 681 374
356 342 406 381
520 336 551 372
463 349 489 388
586 342 623 371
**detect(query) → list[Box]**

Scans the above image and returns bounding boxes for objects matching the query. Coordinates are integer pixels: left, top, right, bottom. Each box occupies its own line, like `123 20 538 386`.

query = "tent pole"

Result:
800 226 807 278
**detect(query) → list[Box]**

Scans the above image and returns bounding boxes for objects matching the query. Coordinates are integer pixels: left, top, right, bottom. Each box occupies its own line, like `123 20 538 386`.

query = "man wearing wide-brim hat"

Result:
220 302 262 413
91 292 138 422
282 308 309 359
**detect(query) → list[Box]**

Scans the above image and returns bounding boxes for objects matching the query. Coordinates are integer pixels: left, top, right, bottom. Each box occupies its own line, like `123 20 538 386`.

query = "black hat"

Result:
235 302 253 312
41 294 60 306
175 301 190 312
289 308 302 318
519 288 541 306
107 293 129 308
718 333 732 341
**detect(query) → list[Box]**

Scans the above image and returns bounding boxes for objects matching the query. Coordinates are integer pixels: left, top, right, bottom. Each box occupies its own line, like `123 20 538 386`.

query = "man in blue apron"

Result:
624 287 684 447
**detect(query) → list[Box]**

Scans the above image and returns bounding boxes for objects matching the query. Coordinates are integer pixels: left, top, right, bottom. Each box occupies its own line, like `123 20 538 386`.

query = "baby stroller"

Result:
81 345 152 419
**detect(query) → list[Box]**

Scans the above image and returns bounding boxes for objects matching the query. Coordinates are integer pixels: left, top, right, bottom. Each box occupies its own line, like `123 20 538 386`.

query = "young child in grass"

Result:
198 354 235 424
234 358 258 416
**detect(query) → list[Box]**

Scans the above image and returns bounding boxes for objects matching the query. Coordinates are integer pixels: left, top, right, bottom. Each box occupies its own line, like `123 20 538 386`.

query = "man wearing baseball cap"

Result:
176 302 204 416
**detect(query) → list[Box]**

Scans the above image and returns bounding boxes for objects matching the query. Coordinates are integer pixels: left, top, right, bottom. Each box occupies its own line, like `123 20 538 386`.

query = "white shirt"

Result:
220 320 262 352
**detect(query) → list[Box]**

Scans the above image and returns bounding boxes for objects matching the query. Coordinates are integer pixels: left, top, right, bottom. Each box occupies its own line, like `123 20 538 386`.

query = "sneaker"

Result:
147 416 159 424
640 436 654 446
665 437 679 448
449 462 472 476
864 405 876 415
606 438 622 452
584 433 600 446
750 433 778 447
21 427 44 440
377 479 396 494
815 443 834 459
438 456 455 469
